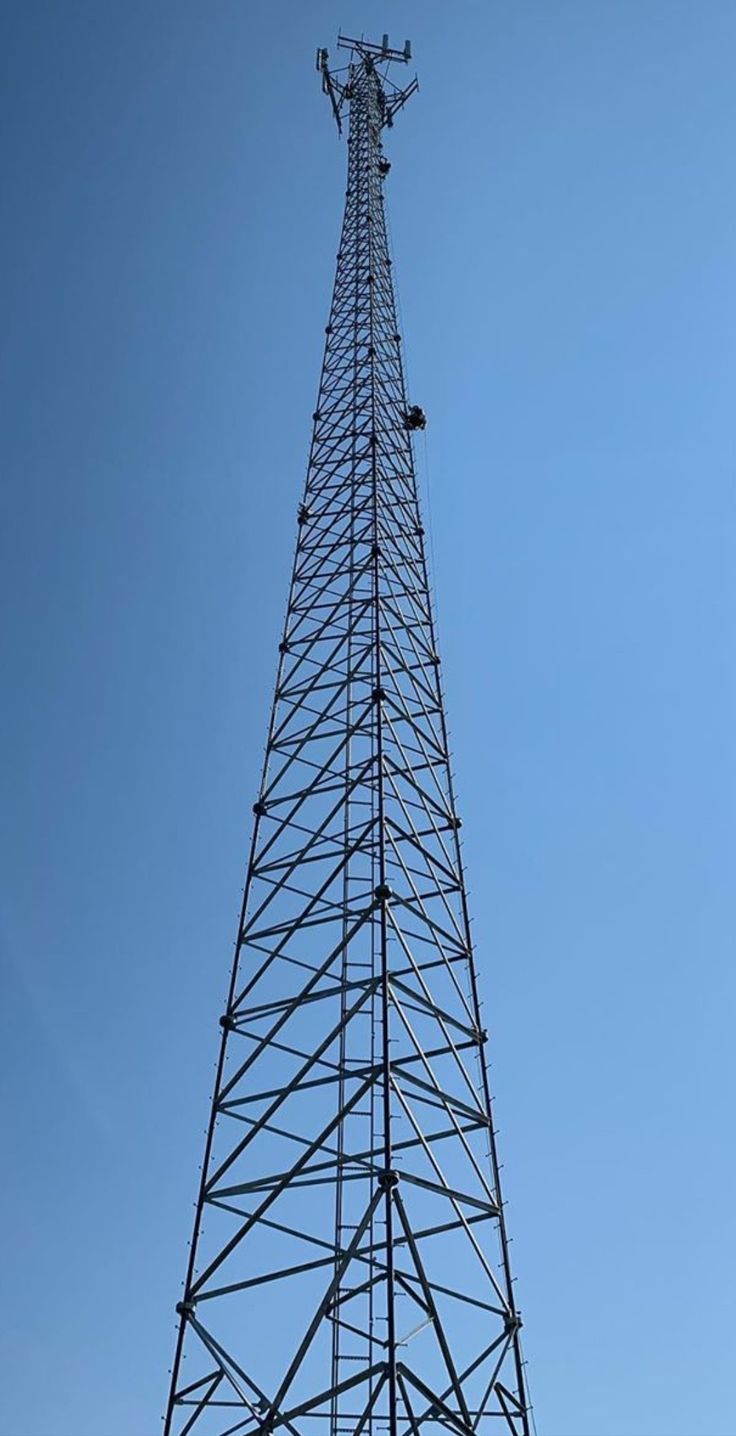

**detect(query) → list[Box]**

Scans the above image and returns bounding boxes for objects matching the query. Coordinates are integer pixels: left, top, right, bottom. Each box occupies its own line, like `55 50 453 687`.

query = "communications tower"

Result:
164 35 531 1436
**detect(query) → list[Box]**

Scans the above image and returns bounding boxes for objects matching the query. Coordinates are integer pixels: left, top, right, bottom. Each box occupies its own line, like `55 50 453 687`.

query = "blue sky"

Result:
1 2 735 1433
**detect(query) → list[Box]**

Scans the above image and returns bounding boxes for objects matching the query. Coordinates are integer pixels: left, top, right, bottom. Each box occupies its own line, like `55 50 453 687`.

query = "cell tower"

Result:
164 35 531 1436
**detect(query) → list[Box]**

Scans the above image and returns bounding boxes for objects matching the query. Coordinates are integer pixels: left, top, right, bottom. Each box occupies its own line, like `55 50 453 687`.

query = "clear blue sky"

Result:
1 3 734 1434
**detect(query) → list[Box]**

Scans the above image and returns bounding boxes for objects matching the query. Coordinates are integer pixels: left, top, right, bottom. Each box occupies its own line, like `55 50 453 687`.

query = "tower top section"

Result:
316 32 419 135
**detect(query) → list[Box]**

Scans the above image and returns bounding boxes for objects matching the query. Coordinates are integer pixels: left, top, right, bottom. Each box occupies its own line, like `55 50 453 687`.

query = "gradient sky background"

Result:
1 3 735 1434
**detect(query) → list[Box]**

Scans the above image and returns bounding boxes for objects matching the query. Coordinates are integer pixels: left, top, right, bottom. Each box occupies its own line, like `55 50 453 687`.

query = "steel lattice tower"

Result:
164 35 531 1436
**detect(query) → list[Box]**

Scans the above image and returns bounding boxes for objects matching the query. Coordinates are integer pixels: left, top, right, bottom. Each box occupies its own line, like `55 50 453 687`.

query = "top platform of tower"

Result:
316 32 419 135
337 33 412 63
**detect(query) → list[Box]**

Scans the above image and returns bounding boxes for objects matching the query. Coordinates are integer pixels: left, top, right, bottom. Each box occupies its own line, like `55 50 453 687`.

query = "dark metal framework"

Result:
164 35 530 1436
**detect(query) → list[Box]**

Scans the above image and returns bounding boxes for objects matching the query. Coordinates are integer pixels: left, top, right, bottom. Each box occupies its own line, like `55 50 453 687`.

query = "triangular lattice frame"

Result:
164 34 531 1436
